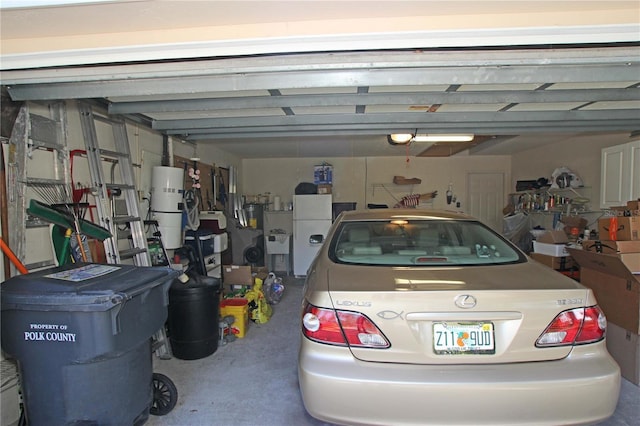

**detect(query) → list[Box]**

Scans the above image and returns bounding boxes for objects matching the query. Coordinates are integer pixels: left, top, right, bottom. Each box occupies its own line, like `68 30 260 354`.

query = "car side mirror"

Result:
309 234 324 244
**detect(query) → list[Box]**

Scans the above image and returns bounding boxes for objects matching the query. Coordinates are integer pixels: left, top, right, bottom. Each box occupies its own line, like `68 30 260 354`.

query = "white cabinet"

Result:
600 140 640 208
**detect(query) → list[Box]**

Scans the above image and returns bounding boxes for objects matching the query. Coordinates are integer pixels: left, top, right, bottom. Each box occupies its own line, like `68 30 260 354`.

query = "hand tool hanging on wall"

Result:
228 165 236 220
218 169 227 209
210 163 217 210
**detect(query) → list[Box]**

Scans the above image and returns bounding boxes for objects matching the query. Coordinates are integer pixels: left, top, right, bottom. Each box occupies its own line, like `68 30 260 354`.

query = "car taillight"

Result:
536 305 606 347
301 302 390 348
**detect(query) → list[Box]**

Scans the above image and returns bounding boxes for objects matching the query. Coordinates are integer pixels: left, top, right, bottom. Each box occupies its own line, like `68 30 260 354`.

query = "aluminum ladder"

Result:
6 100 71 274
78 102 172 358
78 103 149 266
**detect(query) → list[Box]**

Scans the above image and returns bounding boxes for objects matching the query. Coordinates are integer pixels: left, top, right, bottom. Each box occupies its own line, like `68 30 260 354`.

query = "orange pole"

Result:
0 238 29 275
1 143 12 279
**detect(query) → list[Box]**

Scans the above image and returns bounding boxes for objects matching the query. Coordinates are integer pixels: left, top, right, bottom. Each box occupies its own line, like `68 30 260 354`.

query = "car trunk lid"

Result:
326 262 592 364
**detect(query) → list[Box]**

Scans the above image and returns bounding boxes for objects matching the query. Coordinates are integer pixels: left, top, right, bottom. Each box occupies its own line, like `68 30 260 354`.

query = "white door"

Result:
466 172 505 232
600 144 627 208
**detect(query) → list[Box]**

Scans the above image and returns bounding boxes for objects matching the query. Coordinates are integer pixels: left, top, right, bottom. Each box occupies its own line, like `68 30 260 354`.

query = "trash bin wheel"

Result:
150 373 178 416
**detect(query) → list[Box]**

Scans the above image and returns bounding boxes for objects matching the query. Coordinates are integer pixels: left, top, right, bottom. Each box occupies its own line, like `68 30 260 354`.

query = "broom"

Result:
27 179 89 262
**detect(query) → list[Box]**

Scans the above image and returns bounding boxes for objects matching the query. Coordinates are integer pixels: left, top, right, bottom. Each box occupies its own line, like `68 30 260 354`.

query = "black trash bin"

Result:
0 263 179 426
167 274 221 360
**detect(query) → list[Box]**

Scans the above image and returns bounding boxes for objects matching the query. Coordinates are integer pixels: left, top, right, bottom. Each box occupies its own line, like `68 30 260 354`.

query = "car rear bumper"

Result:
298 339 621 426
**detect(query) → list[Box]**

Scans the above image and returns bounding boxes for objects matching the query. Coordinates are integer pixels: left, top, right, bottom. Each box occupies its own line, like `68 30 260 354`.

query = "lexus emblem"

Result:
455 295 477 309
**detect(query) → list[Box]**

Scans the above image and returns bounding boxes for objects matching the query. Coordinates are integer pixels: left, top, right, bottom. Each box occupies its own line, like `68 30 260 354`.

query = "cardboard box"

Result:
621 252 640 272
568 248 640 334
222 265 269 295
537 230 569 244
223 265 253 285
627 200 640 213
252 266 269 281
562 216 588 232
598 216 640 241
533 241 569 257
610 206 630 215
606 323 639 386
581 240 640 254
222 265 269 287
529 253 575 270
317 184 332 194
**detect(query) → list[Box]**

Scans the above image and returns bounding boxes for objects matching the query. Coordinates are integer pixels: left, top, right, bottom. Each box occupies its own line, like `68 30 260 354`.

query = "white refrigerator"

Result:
293 194 332 276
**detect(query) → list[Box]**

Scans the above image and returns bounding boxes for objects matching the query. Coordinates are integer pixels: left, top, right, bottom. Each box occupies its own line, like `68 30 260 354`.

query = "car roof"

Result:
336 209 477 222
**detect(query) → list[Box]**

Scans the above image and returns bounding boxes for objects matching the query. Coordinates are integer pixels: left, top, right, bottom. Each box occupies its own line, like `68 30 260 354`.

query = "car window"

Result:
331 220 523 266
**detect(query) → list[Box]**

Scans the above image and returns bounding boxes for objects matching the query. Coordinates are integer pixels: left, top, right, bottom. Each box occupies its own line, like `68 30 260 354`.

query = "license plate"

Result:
433 322 495 355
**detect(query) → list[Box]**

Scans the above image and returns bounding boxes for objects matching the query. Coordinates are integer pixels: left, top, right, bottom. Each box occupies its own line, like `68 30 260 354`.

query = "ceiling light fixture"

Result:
388 133 414 144
388 133 474 145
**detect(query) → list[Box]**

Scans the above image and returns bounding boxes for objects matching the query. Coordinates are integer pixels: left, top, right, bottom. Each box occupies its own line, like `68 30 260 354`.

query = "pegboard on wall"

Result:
173 156 229 211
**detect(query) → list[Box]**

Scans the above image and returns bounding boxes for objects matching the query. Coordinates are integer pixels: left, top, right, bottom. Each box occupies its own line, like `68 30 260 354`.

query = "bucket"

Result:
168 275 221 360
220 298 249 338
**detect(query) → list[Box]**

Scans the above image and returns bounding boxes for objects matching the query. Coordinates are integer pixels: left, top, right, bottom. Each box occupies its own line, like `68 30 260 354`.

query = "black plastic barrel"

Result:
168 274 221 360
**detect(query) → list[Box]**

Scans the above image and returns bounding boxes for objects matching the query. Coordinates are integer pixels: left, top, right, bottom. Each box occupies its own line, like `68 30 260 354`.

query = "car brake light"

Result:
536 305 606 347
301 302 390 348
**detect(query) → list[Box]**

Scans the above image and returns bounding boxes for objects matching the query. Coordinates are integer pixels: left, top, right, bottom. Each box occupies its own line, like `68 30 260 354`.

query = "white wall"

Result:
242 154 511 214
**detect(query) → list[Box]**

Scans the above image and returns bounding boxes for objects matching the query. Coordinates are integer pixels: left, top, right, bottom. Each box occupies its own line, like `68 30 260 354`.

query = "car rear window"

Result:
330 219 524 266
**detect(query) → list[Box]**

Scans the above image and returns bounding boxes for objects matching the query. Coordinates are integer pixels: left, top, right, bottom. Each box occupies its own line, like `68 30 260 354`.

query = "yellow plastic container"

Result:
220 298 249 338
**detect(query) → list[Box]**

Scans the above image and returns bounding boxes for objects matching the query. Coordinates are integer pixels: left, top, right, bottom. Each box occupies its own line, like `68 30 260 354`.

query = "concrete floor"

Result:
147 277 639 426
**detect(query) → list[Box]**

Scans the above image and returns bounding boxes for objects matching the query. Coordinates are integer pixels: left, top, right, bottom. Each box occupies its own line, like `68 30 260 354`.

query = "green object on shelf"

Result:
27 199 111 241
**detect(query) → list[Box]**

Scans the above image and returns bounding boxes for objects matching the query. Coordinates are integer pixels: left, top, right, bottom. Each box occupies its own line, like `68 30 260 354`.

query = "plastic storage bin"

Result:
220 298 249 338
185 229 228 276
185 229 217 257
0 263 178 426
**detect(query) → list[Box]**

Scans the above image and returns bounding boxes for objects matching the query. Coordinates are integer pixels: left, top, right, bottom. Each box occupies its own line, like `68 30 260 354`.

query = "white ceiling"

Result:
1 1 639 158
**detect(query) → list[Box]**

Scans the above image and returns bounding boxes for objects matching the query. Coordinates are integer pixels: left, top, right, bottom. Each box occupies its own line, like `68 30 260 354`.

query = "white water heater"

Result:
151 166 184 249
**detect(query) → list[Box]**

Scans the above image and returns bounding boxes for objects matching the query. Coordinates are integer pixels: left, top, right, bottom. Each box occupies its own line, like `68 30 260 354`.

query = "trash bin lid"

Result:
1 263 179 312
